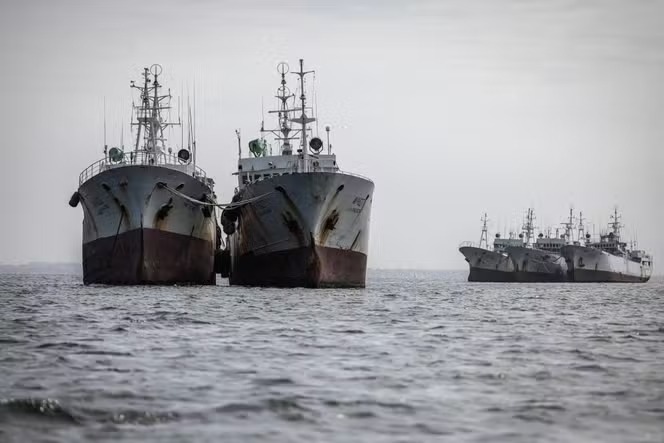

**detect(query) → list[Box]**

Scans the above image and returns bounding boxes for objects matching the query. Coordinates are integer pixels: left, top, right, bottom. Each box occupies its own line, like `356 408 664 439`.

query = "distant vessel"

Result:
459 214 521 282
561 209 652 283
505 208 569 282
219 60 374 288
70 65 219 284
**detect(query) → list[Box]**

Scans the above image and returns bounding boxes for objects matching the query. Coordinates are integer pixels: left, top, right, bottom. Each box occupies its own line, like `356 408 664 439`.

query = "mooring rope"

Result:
157 183 271 209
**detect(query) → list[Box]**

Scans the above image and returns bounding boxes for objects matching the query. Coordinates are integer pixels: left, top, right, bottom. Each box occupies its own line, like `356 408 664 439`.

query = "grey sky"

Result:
1 0 662 271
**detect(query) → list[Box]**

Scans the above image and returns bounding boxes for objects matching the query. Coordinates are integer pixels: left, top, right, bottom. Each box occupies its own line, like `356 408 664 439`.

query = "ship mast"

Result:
561 207 575 243
577 211 586 244
609 207 622 239
130 64 179 164
262 62 301 156
132 68 149 154
292 59 315 172
479 213 489 249
260 59 316 169
522 208 536 247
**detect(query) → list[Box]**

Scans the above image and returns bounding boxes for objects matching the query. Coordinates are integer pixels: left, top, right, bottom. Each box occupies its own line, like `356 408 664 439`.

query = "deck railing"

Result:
79 149 208 185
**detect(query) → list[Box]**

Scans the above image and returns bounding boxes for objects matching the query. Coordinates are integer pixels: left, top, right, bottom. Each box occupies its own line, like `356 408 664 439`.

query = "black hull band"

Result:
568 268 650 283
514 271 567 283
82 228 215 285
468 267 515 282
229 246 367 288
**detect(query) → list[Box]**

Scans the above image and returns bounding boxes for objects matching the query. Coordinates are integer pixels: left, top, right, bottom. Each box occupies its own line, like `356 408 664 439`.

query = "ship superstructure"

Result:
459 214 521 282
505 208 569 282
70 64 219 284
561 209 652 282
220 60 374 287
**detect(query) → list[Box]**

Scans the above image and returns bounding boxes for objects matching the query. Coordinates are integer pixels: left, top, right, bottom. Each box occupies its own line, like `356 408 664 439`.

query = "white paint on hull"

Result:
506 246 567 276
228 172 373 260
78 165 216 246
562 245 652 281
459 246 515 274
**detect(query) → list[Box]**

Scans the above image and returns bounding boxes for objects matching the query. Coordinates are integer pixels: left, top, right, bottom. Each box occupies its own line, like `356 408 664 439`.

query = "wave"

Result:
35 342 93 350
214 397 317 423
0 398 184 427
0 398 79 425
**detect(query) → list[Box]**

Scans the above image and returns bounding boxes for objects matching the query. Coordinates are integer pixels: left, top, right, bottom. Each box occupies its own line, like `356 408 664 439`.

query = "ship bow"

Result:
227 172 373 288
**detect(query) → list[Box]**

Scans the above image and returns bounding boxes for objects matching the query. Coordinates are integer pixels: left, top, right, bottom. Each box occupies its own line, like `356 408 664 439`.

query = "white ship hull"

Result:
77 165 217 284
561 245 651 283
506 246 567 282
222 172 373 288
459 246 515 282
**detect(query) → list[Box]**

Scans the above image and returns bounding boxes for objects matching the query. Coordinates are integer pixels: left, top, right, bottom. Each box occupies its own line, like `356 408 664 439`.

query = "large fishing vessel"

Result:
505 208 570 282
70 64 219 285
219 60 374 288
459 214 521 282
561 209 652 282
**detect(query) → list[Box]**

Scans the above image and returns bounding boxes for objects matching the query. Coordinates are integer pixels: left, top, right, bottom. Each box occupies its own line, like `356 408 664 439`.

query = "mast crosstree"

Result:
130 64 180 164
522 208 536 246
479 213 489 249
262 62 300 156
561 208 576 243
256 59 319 174
609 207 623 239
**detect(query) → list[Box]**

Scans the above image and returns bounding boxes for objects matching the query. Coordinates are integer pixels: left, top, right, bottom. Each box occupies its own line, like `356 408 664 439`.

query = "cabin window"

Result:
242 175 249 185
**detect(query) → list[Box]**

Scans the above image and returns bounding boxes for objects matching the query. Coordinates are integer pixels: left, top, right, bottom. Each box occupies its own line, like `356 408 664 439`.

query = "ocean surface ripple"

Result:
1 271 663 442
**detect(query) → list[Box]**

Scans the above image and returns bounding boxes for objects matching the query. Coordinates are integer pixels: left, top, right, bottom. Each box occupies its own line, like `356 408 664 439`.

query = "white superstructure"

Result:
562 209 652 282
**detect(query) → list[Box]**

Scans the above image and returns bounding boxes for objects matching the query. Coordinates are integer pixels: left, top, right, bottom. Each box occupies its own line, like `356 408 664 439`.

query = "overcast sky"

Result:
1 0 662 271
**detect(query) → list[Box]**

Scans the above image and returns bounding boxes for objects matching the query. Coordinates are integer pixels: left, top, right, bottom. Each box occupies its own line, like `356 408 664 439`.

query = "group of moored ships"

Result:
459 209 652 283
69 62 653 287
70 60 373 288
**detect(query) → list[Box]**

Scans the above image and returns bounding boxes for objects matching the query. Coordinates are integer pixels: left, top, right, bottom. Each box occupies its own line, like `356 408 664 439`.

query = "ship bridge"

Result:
493 237 524 252
232 59 366 191
235 154 338 188
535 236 566 252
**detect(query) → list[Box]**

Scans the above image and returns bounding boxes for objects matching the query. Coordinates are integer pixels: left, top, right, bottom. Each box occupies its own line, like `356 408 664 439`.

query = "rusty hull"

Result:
83 228 215 284
77 165 217 285
229 245 367 288
225 172 373 288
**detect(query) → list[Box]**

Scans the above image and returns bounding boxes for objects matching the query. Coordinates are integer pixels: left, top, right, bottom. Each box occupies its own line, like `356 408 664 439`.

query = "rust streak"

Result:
350 230 361 251
282 211 305 245
318 209 339 245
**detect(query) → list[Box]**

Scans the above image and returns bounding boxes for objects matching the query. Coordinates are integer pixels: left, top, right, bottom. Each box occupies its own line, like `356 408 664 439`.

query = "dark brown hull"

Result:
468 267 515 282
568 268 650 283
82 228 215 285
229 245 367 288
